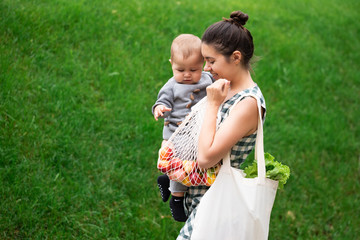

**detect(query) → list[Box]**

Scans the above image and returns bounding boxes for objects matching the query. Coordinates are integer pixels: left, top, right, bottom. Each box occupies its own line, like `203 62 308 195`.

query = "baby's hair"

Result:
170 34 202 62
202 11 254 70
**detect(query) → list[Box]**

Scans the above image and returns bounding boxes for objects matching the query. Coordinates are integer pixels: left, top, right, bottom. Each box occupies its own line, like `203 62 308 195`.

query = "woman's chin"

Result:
212 74 220 80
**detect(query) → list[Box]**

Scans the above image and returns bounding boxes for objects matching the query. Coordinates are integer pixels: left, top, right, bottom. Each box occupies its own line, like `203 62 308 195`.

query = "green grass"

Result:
1 0 359 239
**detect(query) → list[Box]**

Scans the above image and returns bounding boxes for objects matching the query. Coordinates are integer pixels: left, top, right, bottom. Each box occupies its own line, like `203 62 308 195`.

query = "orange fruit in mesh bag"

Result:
182 175 192 187
157 160 171 173
205 171 217 186
168 168 186 182
183 160 196 174
189 171 203 186
159 145 174 161
170 157 183 170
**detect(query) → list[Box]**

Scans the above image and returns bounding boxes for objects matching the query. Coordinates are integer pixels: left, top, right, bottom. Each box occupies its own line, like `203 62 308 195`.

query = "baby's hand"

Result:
154 105 172 121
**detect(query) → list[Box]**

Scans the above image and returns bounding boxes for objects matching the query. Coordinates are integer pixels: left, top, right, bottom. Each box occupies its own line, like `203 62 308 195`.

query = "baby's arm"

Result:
153 105 172 121
152 78 175 120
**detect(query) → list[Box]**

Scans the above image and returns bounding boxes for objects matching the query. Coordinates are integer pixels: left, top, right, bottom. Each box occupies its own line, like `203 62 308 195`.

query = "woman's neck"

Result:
227 70 255 98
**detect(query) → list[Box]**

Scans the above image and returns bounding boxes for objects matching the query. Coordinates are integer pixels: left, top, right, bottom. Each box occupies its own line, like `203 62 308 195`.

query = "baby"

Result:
152 34 213 222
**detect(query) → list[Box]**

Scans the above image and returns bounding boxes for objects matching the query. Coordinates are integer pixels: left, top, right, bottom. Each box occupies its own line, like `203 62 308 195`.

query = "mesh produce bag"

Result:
157 97 221 186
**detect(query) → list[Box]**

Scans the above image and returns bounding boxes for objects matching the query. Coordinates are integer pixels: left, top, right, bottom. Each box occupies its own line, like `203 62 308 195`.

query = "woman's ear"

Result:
232 51 242 65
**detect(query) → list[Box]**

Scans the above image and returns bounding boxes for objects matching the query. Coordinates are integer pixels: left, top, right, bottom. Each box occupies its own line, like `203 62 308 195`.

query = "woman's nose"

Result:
204 62 211 71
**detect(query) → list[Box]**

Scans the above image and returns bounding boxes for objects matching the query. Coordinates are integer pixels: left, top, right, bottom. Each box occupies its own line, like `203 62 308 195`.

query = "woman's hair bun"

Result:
230 11 249 26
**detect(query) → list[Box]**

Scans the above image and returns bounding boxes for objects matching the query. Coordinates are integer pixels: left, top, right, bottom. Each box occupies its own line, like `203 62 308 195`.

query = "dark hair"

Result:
202 11 254 70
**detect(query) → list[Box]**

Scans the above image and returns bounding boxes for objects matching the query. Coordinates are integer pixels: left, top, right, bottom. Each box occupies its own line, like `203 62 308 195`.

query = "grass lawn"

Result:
1 0 359 239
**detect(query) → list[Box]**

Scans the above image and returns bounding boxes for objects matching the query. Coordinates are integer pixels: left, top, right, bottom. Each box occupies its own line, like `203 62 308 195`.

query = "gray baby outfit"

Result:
152 71 214 140
153 71 214 193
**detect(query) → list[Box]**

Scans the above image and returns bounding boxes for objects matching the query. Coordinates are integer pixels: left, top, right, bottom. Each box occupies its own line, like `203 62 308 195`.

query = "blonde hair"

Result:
170 34 202 62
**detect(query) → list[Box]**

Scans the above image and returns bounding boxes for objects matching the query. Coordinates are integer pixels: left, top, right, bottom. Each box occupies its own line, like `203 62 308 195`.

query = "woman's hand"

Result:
206 79 230 107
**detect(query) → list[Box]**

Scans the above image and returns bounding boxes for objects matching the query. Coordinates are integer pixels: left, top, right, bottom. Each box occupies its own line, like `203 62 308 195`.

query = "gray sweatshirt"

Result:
152 71 214 140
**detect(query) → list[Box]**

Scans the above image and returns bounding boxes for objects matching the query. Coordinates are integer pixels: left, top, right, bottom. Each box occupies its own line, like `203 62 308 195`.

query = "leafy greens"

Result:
243 153 290 189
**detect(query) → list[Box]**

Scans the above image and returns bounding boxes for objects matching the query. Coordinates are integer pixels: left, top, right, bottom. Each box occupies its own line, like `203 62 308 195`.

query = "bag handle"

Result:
221 93 266 183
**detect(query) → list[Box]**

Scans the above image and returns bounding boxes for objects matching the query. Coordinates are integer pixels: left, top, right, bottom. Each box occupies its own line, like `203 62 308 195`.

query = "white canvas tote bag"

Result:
191 95 278 240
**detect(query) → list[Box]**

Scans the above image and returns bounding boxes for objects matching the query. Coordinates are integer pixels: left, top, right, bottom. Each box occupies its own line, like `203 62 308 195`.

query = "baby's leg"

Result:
169 181 188 222
157 174 170 202
169 180 188 195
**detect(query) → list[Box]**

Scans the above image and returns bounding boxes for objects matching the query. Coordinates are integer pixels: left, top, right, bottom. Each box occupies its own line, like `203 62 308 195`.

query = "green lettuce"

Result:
243 153 290 189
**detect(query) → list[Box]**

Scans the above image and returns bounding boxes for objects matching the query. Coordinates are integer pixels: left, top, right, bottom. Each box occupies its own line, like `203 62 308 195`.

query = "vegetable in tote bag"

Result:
191 95 278 240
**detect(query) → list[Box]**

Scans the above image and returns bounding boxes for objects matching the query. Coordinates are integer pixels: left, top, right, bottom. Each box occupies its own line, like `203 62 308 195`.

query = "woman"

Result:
177 10 266 239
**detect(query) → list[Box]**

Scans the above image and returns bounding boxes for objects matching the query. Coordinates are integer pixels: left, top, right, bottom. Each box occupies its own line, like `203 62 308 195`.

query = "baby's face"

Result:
171 54 203 84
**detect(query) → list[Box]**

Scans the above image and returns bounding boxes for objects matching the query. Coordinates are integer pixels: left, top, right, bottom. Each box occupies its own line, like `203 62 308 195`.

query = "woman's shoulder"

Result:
238 84 264 100
220 84 266 125
225 85 265 107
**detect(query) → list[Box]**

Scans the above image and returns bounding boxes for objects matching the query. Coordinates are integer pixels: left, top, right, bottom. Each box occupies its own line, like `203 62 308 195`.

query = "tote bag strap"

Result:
221 93 266 183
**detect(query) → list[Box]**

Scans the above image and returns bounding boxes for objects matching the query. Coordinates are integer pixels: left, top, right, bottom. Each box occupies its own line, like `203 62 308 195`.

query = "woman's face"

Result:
201 43 236 80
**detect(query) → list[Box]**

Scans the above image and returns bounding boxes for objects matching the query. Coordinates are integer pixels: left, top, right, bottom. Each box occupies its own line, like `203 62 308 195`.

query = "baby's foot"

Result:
169 196 187 222
157 174 170 202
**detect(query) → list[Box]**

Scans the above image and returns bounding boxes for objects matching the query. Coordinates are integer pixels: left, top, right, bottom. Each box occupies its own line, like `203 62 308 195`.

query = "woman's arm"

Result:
197 81 259 169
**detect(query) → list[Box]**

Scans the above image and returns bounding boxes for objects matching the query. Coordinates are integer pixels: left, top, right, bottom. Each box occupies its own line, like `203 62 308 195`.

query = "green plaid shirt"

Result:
178 85 266 240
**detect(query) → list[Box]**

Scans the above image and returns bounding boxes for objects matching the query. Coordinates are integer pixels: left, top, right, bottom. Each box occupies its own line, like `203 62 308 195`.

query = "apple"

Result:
181 175 192 187
189 172 202 186
170 157 183 170
183 160 196 174
168 168 186 182
157 160 171 173
201 172 208 184
159 146 174 161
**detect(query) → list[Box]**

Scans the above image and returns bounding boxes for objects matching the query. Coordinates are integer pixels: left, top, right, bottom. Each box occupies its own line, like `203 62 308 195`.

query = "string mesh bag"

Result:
157 97 221 187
